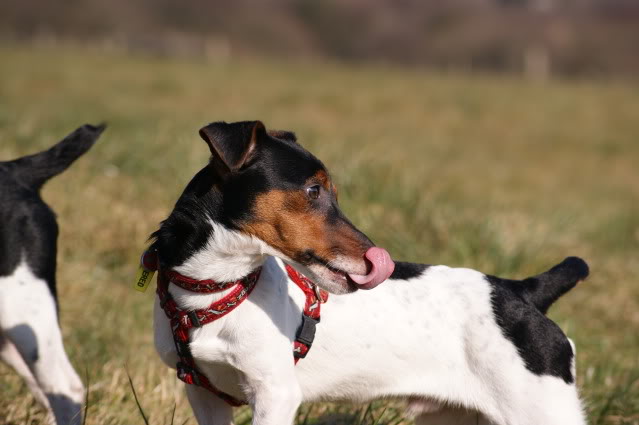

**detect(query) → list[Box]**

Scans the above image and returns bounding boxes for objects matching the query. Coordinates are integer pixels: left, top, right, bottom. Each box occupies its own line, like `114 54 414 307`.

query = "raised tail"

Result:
9 123 106 189
521 257 589 314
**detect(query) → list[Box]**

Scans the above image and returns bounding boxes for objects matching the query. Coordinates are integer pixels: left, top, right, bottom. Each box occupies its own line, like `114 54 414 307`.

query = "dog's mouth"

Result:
323 262 360 291
303 247 395 293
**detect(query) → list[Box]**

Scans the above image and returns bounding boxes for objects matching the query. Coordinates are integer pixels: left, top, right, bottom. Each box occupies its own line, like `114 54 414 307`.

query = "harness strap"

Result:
142 250 329 406
285 264 329 362
157 269 261 329
164 269 240 293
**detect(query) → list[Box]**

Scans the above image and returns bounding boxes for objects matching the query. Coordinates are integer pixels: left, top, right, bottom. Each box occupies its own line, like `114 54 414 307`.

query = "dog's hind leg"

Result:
186 385 234 425
515 382 587 425
0 267 84 425
5 321 84 425
0 333 52 414
476 377 586 425
7 317 84 425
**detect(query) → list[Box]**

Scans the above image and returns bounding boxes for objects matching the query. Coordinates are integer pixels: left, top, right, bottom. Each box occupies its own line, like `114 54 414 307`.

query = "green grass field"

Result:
0 44 637 425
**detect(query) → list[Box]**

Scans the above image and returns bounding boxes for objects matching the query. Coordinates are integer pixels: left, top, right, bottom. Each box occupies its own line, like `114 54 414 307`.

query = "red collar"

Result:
140 249 328 406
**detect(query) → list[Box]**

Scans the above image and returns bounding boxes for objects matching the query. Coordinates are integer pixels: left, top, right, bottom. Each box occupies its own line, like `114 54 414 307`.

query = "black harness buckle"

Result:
174 339 192 358
295 314 319 348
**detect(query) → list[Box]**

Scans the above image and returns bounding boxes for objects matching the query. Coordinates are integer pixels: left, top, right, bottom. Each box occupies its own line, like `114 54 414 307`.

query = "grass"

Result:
0 43 637 424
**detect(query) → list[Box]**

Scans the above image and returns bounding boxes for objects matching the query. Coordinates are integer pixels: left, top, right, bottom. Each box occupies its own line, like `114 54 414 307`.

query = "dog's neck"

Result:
158 220 277 311
172 221 274 282
152 166 283 283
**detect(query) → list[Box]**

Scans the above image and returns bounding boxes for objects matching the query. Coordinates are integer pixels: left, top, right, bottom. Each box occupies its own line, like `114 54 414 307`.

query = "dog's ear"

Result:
199 121 266 176
268 130 297 143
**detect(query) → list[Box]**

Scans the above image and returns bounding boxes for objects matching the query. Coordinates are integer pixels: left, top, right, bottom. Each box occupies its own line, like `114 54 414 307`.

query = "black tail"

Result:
521 257 589 314
9 123 106 189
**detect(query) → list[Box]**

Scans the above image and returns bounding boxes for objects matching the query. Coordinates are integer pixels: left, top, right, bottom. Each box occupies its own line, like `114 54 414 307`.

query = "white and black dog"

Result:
150 121 589 425
0 124 105 425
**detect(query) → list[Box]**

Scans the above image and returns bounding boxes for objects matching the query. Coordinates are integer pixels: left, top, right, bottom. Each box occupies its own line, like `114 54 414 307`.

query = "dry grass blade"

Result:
168 403 177 425
82 366 91 425
126 367 150 425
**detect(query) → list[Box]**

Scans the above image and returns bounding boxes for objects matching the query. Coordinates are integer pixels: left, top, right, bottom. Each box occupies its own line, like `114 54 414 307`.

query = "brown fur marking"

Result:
238 188 366 263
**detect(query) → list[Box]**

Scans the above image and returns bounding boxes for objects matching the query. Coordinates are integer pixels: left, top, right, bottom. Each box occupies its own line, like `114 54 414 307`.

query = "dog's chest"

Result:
152 258 307 390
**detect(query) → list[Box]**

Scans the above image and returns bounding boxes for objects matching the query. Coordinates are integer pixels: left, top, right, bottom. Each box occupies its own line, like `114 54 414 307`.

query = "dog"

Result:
149 120 589 425
0 124 105 425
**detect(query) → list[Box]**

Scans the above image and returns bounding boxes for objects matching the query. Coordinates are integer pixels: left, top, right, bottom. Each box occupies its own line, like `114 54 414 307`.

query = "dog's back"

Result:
0 124 105 293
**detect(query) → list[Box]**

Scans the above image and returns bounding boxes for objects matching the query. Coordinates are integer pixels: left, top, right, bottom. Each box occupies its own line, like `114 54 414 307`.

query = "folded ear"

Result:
199 121 265 176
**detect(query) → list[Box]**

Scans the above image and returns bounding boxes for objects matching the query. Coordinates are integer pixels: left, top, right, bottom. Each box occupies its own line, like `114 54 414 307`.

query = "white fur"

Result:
153 225 586 425
0 260 84 425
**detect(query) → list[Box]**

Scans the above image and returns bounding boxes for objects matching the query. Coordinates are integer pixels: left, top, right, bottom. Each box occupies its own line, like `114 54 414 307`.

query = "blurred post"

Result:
524 44 550 82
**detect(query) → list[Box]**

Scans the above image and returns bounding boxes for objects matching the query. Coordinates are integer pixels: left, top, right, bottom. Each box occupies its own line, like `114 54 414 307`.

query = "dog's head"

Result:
183 120 393 294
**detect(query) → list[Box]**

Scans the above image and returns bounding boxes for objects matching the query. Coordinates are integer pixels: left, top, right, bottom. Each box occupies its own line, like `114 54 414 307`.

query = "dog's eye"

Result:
306 185 321 200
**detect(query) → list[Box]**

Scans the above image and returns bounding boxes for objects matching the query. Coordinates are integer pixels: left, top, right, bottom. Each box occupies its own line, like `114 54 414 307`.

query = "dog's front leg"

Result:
246 370 302 425
186 384 235 425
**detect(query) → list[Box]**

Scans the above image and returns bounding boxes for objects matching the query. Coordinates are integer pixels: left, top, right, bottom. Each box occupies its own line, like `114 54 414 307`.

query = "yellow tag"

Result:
133 265 155 292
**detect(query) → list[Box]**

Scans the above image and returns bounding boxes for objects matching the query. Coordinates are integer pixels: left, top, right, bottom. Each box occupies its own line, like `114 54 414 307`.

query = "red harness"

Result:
141 250 328 406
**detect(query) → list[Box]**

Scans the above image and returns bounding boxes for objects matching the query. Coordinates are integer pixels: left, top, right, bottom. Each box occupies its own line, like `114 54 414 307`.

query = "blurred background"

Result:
2 0 639 80
0 1 638 424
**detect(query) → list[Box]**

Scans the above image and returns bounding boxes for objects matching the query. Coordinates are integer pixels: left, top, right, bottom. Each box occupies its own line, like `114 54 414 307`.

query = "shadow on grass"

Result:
227 401 408 425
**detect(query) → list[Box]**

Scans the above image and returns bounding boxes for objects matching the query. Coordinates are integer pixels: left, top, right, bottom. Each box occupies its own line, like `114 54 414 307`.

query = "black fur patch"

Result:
150 167 218 269
0 174 58 298
0 124 104 303
486 275 575 383
390 262 429 280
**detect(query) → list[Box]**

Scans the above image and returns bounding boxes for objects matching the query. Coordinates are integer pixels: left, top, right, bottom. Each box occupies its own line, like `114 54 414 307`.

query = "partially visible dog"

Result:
150 120 588 425
0 124 105 425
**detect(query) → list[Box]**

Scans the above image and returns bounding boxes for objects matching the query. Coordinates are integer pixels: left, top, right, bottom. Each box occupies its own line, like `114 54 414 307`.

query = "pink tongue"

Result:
348 247 395 290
